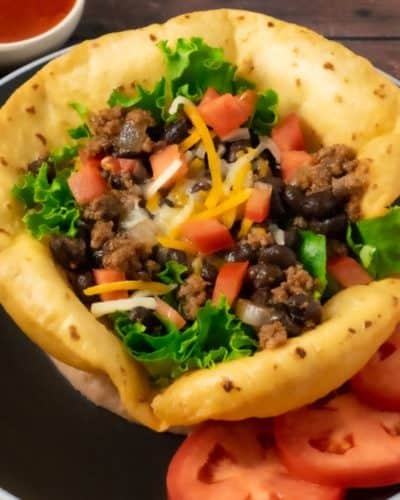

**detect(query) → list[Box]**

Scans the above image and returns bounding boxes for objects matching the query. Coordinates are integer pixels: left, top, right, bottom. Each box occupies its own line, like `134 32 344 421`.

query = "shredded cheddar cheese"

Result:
157 236 197 254
84 280 173 297
189 189 251 222
238 218 254 238
180 130 201 152
183 102 222 208
146 192 160 214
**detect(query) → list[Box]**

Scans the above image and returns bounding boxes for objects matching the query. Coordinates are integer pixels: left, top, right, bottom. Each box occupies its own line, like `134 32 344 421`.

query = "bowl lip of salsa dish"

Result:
0 0 85 67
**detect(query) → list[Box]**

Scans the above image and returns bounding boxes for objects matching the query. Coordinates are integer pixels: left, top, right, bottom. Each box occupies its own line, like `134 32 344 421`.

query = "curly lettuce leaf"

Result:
68 123 91 140
298 230 327 295
48 145 78 166
113 297 257 385
250 89 279 135
12 163 80 239
347 207 400 279
107 37 278 130
157 261 188 285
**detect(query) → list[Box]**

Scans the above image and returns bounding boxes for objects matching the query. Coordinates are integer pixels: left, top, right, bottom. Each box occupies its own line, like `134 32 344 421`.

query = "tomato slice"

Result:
155 298 186 329
150 144 188 189
272 113 305 151
244 184 272 222
352 324 400 411
280 150 311 182
212 261 249 305
198 92 255 138
275 392 400 488
180 218 234 255
93 269 128 301
68 161 108 205
327 256 372 287
167 419 344 500
199 87 221 108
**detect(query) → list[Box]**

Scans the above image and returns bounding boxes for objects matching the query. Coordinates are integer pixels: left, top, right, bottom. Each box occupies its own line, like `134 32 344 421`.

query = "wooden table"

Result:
1 0 399 80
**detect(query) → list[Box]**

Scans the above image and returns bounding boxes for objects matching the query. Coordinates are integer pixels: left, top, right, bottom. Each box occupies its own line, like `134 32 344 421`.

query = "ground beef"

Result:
246 227 275 248
84 107 125 156
178 274 209 320
119 185 143 215
271 264 315 303
258 321 288 349
89 106 124 138
102 236 144 274
50 236 88 271
327 239 348 258
90 220 114 249
116 109 155 156
291 144 367 221
83 191 123 220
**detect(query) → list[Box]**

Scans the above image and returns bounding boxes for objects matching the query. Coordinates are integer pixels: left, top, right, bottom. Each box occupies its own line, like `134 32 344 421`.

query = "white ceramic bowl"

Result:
0 0 85 67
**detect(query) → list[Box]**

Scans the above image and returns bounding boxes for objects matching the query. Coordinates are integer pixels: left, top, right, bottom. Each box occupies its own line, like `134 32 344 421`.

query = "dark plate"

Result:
0 50 399 500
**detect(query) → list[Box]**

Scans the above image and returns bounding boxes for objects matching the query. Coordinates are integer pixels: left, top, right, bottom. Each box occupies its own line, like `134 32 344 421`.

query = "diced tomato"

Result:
274 393 400 488
198 87 221 109
272 113 305 152
118 158 139 174
180 218 234 255
280 150 311 182
68 162 108 205
236 89 258 117
198 90 256 138
155 298 186 329
150 144 188 189
352 324 400 411
327 256 372 288
244 184 272 222
212 261 249 305
93 269 128 301
79 149 102 164
167 419 344 500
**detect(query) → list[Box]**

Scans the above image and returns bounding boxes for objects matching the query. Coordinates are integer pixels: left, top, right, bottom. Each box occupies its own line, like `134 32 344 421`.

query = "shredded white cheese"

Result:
221 128 251 142
91 297 156 318
145 159 183 199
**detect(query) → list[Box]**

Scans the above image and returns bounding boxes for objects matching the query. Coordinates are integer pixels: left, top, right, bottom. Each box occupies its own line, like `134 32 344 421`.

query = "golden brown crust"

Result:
0 9 400 430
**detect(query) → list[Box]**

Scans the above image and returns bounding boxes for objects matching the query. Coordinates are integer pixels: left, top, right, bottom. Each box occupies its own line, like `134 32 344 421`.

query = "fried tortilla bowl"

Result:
1 9 400 432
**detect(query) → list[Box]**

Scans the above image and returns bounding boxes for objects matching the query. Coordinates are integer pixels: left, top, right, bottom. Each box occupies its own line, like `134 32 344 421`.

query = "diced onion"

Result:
235 299 274 328
221 128 250 142
259 136 281 163
193 142 206 159
269 223 286 246
168 96 192 115
145 159 183 199
91 297 156 318
217 143 226 157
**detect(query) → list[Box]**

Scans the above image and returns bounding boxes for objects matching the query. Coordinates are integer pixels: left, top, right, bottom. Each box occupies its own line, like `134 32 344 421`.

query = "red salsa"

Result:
0 0 76 43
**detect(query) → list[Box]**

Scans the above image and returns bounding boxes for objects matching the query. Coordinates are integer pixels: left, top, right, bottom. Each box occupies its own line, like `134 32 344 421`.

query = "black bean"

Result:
132 162 150 184
248 264 284 288
225 243 256 263
264 177 286 220
268 306 302 337
225 139 251 163
155 246 187 266
91 249 104 267
301 190 343 219
191 178 211 193
164 118 190 144
308 214 348 238
260 148 278 173
128 306 158 329
258 245 297 269
147 124 164 142
201 260 218 282
50 236 88 271
283 185 305 214
68 271 95 304
110 174 123 189
287 294 322 325
284 228 299 248
251 287 271 306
